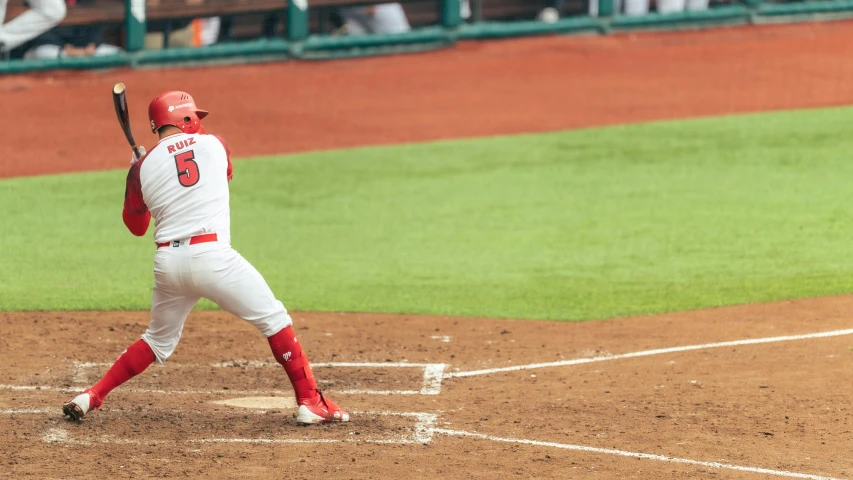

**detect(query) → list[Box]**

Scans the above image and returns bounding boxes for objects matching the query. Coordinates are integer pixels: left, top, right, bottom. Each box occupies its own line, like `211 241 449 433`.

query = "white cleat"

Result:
62 390 101 421
295 391 350 425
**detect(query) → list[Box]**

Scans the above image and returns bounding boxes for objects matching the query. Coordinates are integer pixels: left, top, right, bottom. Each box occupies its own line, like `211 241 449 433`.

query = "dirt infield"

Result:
2 296 853 479
3 20 853 179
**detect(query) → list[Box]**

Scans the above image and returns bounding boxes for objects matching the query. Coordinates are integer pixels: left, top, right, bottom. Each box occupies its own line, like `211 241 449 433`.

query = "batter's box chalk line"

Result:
195 412 438 445
65 361 447 396
5 328 853 396
25 407 843 480
35 411 438 447
6 328 853 479
53 327 853 394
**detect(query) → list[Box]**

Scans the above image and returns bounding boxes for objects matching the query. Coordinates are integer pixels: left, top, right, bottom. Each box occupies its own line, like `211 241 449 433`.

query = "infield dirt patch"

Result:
2 296 853 479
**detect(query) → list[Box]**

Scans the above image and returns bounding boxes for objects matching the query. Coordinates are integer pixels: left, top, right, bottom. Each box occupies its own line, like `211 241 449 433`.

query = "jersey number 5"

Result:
174 150 200 187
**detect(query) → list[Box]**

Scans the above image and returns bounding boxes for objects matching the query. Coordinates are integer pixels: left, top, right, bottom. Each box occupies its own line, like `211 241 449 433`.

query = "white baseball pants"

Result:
142 240 292 363
0 0 66 51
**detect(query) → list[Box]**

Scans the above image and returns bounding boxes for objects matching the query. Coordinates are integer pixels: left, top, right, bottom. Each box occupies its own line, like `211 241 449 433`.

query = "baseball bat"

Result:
112 83 142 159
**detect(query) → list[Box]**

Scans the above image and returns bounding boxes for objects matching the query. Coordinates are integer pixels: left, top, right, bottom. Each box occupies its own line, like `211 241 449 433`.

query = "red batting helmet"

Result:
148 91 209 134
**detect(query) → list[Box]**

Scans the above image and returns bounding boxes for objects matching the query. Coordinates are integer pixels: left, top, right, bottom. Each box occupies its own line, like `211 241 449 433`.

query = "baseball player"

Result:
62 91 349 425
0 0 67 53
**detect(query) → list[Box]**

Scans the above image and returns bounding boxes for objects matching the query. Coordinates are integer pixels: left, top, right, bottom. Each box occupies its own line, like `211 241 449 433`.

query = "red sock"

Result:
268 326 318 403
89 339 155 403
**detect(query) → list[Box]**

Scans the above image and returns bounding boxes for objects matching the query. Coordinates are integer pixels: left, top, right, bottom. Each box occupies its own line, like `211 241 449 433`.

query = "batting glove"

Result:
131 146 146 165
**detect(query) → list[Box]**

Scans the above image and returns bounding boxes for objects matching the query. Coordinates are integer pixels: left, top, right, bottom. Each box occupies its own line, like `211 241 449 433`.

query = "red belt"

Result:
157 233 218 249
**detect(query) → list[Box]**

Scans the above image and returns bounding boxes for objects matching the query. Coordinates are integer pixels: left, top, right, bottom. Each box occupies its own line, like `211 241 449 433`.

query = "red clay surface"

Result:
3 298 853 479
3 20 853 179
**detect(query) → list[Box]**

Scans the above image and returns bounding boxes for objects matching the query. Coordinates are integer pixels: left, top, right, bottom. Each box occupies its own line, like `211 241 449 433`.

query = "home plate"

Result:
211 396 297 409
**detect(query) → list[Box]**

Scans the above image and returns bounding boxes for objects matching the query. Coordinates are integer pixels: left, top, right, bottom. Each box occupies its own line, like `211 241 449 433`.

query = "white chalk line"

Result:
28 407 844 480
0 408 54 414
421 364 446 395
64 361 447 396
336 389 420 395
433 429 842 480
447 328 853 378
210 361 438 368
39 411 436 447
41 428 148 446
195 412 437 445
0 385 53 391
411 412 438 444
76 361 440 370
0 385 429 396
0 384 290 395
42 428 70 444
0 385 427 396
35 416 845 479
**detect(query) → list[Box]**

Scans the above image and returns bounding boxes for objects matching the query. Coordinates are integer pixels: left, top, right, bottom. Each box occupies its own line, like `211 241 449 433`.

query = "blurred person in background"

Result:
145 0 219 49
582 0 708 17
22 20 120 59
538 0 563 22
658 0 710 13
14 0 120 60
0 0 66 53
339 2 410 35
145 16 220 49
461 0 470 21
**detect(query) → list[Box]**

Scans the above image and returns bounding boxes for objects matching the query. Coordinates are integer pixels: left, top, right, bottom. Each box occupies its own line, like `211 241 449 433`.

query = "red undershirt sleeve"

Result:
213 134 233 182
122 160 151 237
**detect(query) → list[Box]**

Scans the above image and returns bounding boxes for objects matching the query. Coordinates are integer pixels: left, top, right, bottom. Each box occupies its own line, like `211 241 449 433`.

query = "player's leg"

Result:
0 0 65 52
62 285 199 421
191 246 349 424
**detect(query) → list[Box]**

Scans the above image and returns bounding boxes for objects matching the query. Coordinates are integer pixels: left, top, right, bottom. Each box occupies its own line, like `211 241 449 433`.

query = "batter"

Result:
62 91 350 425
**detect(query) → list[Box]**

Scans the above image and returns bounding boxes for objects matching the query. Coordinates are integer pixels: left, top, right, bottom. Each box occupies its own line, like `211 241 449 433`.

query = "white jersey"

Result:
124 132 233 245
120 130 291 365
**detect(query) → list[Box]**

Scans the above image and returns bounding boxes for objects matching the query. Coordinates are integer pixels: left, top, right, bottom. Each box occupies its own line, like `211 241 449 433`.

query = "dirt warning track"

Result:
3 20 853 179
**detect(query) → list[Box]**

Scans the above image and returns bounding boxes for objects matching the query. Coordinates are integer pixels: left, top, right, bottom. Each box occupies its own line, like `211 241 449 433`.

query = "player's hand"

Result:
131 146 146 165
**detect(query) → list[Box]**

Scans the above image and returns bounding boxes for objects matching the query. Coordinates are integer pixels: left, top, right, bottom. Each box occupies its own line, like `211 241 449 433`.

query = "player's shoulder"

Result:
201 133 229 147
199 133 230 156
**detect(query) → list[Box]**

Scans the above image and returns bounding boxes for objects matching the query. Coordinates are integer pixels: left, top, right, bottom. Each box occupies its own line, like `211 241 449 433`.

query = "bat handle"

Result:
132 145 142 159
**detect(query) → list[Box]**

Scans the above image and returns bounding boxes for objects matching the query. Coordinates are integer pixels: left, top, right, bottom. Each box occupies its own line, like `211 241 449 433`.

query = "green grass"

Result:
4 106 853 320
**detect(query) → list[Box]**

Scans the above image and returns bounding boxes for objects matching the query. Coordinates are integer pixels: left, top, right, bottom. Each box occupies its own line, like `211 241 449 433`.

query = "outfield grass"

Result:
3 107 853 320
